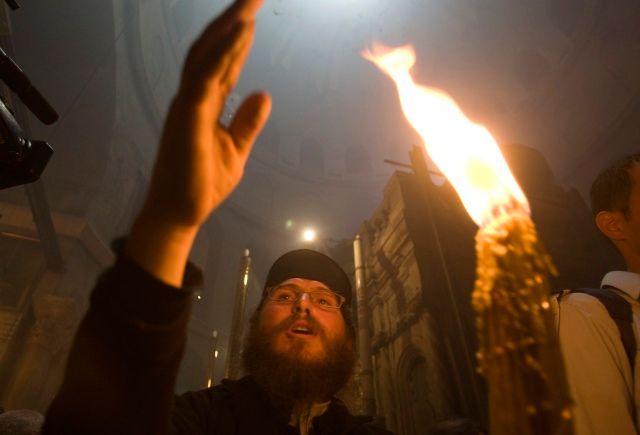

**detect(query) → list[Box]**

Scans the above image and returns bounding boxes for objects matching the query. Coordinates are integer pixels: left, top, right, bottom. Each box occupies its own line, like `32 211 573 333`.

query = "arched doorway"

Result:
398 348 436 435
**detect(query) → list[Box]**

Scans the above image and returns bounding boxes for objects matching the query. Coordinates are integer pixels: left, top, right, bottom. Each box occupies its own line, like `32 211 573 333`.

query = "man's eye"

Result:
272 289 295 301
314 293 337 306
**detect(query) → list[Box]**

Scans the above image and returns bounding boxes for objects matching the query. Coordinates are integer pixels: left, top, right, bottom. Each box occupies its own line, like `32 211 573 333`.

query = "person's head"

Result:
242 249 356 408
0 409 44 435
591 153 640 268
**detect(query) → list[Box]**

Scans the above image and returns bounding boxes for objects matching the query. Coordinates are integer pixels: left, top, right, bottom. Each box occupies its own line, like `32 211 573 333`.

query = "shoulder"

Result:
174 377 254 409
554 289 628 350
172 385 237 434
348 420 394 435
356 423 395 435
326 400 394 435
555 290 618 320
552 289 627 346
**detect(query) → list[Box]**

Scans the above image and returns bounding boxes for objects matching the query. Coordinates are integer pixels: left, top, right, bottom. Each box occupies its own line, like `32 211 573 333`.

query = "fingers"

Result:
204 20 256 121
182 21 253 100
178 0 262 112
190 0 263 57
229 92 272 155
223 0 265 23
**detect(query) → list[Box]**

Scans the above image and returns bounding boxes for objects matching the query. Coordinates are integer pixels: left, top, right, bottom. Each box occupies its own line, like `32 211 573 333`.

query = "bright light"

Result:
362 44 529 228
302 228 317 242
243 272 249 286
214 350 219 358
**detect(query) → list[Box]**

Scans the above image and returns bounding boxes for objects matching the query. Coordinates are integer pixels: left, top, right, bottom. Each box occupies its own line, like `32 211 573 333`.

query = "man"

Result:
556 153 640 435
42 0 390 433
171 249 386 434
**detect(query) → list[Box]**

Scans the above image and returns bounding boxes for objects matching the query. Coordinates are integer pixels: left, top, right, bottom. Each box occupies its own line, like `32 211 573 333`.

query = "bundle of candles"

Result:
474 206 573 435
363 44 574 435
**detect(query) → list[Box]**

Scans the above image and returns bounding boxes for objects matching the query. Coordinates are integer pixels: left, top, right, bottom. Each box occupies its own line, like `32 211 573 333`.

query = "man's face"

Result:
242 277 355 405
256 278 349 362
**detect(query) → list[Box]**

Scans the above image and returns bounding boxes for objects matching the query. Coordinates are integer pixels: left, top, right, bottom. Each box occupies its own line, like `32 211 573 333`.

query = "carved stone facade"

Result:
357 170 480 435
356 145 622 435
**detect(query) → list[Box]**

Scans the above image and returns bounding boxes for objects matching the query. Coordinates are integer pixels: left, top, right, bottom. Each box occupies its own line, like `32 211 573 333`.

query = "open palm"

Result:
126 0 271 286
143 0 271 231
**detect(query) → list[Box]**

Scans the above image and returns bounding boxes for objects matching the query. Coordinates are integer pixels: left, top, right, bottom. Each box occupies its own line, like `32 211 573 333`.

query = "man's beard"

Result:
241 310 356 411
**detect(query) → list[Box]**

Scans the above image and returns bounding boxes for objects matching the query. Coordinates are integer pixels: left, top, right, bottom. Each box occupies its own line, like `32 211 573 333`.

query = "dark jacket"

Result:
173 376 391 434
43 257 391 435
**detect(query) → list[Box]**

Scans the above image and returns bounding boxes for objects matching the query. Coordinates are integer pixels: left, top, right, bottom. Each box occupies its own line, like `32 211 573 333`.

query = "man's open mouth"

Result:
292 327 312 335
290 322 314 335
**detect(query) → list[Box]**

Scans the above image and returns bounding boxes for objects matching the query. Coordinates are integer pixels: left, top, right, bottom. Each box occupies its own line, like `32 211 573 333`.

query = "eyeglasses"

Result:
265 285 346 310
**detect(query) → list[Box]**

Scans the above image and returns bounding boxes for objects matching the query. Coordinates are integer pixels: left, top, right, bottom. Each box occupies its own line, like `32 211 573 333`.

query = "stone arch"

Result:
396 345 437 435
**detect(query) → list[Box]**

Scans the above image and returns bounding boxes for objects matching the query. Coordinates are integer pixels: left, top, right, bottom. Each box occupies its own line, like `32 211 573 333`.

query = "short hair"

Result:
590 153 640 216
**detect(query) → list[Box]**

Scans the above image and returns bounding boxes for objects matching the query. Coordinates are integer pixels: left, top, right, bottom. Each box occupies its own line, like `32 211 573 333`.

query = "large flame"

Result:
363 43 529 228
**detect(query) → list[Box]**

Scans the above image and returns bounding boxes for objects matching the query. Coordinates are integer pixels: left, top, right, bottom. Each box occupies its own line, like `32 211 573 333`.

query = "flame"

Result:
362 43 529 228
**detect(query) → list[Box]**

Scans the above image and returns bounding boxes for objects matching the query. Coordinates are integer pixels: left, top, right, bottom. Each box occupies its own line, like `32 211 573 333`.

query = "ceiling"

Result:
9 0 640 240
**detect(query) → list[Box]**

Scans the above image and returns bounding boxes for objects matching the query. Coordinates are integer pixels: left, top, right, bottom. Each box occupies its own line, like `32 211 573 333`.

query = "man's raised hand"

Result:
126 0 271 286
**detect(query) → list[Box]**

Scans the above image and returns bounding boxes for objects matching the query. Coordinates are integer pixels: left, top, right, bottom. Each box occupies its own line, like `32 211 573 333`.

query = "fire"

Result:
362 43 529 228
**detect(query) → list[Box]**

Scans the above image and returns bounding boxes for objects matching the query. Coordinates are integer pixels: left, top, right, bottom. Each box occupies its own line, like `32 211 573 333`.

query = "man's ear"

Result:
595 210 628 242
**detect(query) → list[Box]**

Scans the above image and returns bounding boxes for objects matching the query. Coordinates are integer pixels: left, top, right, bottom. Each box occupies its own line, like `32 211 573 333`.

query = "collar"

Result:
601 271 640 300
289 401 330 435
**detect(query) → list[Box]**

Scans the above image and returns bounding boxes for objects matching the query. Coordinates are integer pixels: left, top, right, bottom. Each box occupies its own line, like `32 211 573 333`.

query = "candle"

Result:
363 43 573 435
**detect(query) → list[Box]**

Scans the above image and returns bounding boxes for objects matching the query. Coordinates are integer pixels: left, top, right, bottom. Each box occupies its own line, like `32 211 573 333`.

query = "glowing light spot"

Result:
302 228 317 242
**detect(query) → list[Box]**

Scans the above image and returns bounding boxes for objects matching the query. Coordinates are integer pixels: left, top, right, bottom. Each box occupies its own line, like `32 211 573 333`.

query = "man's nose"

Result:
292 292 312 314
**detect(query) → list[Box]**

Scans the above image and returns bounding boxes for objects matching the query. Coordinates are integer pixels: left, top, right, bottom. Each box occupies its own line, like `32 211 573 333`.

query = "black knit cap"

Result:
263 249 352 306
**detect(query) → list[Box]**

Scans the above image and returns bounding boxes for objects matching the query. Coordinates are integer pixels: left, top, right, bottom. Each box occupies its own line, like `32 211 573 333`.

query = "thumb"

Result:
229 92 272 155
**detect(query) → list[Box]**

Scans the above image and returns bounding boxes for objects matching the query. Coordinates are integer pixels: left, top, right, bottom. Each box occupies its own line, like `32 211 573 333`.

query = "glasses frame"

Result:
264 285 346 310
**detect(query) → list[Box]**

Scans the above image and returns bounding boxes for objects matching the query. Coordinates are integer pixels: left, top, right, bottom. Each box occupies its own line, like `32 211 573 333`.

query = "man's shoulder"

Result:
555 288 625 314
345 417 394 435
353 421 395 435
324 399 394 435
172 377 274 433
177 376 261 405
553 287 635 335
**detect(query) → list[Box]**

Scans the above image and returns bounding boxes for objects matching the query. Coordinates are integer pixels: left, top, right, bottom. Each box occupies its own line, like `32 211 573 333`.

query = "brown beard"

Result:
241 310 356 414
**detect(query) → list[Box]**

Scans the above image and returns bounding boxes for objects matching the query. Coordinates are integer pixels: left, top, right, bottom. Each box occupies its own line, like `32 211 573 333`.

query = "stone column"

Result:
353 234 375 415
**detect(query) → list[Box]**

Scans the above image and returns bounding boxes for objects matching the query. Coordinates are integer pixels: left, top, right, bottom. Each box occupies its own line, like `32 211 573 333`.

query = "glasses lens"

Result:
269 287 297 302
310 291 341 308
268 287 342 309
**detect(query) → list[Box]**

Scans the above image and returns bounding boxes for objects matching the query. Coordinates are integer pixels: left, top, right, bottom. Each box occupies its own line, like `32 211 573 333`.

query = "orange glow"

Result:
362 43 529 227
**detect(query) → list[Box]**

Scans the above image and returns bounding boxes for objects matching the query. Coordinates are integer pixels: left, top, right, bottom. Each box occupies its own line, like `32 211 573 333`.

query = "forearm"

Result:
43 257 193 435
124 209 199 288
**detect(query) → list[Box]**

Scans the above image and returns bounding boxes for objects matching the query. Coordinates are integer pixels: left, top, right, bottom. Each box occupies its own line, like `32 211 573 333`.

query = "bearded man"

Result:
42 0 391 433
168 249 388 434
